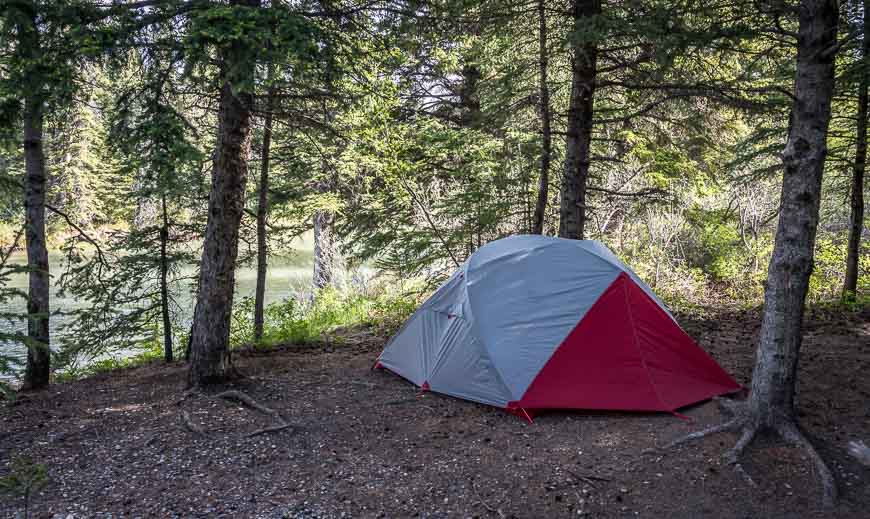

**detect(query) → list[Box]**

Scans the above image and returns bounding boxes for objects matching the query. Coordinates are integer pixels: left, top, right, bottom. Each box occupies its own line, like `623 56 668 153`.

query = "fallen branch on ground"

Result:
566 469 611 487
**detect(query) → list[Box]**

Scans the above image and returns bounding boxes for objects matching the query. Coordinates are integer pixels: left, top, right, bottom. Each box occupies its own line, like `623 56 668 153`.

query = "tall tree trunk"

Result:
559 0 600 240
532 0 552 235
254 97 272 341
188 0 258 385
749 0 838 431
844 0 869 299
159 194 173 362
19 5 50 390
22 93 50 390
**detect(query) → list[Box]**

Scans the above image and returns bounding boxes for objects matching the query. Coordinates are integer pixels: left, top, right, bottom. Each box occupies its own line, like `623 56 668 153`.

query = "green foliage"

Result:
54 339 165 383
0 233 27 398
230 286 419 348
184 4 322 91
684 207 744 280
809 237 870 302
0 455 48 519
1 0 869 385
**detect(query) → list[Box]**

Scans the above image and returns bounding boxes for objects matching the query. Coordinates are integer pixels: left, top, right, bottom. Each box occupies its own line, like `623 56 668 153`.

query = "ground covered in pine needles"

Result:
2 305 870 518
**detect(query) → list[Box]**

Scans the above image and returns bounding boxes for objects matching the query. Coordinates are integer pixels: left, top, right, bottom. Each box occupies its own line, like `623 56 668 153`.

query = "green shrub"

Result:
809 237 870 303
0 456 48 519
53 339 164 382
230 284 420 348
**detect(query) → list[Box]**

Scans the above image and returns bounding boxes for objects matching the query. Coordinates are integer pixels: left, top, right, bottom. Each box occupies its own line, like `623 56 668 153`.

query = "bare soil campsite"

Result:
2 305 868 519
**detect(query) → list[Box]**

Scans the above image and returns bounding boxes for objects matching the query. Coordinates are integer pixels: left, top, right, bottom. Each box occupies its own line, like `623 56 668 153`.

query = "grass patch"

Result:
53 341 165 383
230 285 419 349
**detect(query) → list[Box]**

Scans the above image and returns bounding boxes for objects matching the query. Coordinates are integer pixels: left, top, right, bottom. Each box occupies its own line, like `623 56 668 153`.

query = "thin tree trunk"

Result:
313 54 337 293
532 0 552 235
749 0 838 426
254 96 272 341
22 93 50 390
312 208 335 291
188 0 258 385
559 0 600 240
159 194 173 362
844 0 869 299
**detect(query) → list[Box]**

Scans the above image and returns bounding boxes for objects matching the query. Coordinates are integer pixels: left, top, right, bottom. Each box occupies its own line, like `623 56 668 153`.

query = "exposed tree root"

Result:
658 417 742 451
655 400 836 508
172 388 199 407
725 426 756 464
776 421 836 507
247 422 298 438
847 440 870 467
215 389 300 437
726 426 758 488
470 478 506 518
181 410 205 436
216 390 281 419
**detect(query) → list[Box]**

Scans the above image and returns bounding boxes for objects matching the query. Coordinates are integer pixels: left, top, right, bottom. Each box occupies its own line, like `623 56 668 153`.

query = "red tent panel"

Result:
512 273 740 413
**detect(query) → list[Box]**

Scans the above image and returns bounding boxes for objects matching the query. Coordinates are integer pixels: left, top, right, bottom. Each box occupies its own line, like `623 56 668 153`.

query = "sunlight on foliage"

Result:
230 285 419 349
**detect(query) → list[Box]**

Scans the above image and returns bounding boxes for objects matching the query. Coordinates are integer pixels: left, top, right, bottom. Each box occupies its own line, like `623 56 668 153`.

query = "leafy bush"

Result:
0 456 48 519
53 339 164 382
809 237 870 303
230 284 419 348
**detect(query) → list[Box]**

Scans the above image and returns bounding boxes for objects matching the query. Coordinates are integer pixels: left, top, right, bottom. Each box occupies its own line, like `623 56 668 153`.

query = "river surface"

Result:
0 247 318 377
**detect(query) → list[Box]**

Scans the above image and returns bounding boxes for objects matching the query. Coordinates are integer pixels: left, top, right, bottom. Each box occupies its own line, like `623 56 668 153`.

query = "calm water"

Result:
0 247 317 376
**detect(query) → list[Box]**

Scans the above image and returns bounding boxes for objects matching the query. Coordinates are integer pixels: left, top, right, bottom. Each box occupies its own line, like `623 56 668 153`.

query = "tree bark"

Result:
22 93 50 390
254 96 272 341
159 194 173 362
18 5 50 390
532 0 552 235
313 54 337 293
844 0 868 299
559 0 600 240
749 0 838 426
188 0 258 385
312 207 335 291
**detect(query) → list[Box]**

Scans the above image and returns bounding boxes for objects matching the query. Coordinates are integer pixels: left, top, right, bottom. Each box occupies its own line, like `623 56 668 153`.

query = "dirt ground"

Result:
1 305 869 518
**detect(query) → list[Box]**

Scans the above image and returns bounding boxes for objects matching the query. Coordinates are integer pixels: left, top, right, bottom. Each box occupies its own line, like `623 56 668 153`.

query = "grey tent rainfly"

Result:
376 236 741 421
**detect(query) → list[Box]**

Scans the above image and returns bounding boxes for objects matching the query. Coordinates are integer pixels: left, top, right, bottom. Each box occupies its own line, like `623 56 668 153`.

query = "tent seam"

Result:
443 275 515 405
621 274 672 411
580 242 677 323
481 335 520 404
465 264 537 404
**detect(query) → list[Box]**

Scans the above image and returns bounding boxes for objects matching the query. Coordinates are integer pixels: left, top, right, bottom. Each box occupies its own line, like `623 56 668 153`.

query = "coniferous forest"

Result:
0 1 869 517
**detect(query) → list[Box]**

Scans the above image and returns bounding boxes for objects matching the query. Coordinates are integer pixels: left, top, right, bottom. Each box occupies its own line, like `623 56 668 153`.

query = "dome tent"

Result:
375 235 740 421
